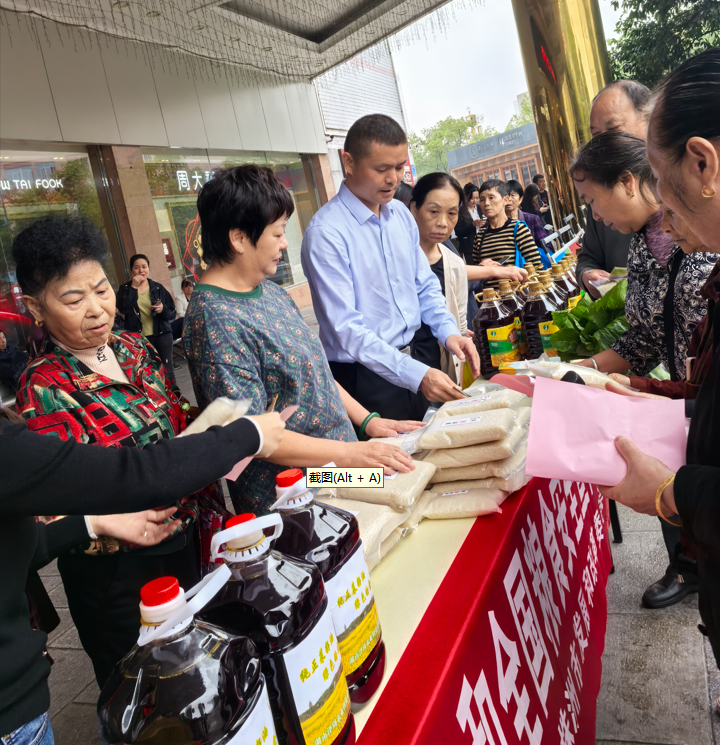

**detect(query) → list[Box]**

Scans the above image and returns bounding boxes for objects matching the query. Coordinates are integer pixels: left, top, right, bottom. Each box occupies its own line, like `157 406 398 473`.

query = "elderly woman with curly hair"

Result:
11 214 278 687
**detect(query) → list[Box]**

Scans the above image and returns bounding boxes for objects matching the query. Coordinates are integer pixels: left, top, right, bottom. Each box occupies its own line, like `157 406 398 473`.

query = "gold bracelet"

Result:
655 475 681 527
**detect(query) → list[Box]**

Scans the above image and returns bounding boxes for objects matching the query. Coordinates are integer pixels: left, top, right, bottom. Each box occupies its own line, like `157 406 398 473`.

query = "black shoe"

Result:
642 572 699 609
174 362 183 370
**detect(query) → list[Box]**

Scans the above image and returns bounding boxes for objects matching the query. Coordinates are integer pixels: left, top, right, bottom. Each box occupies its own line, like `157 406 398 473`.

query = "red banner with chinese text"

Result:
358 478 611 745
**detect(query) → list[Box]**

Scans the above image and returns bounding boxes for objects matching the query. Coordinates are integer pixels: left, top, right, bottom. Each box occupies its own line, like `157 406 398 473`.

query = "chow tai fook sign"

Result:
358 478 611 745
0 178 64 190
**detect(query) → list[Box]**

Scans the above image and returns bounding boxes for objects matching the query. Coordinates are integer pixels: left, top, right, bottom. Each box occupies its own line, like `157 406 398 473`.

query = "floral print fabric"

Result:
612 229 716 378
184 280 356 515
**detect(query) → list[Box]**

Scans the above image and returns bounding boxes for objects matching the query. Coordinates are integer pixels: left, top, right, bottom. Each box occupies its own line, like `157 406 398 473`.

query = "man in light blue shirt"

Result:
301 114 480 421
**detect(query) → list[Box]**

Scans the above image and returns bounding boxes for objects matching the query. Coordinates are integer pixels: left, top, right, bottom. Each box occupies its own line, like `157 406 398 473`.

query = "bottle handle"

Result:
210 513 284 562
137 564 231 646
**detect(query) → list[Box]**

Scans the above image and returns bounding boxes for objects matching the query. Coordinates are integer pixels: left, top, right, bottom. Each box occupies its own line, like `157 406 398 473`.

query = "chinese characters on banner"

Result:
357 478 611 745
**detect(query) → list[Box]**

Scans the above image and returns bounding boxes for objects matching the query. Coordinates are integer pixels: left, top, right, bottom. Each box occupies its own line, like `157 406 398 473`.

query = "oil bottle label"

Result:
567 294 581 310
325 542 381 675
283 606 350 745
539 321 559 356
513 317 528 355
227 675 277 745
486 322 520 365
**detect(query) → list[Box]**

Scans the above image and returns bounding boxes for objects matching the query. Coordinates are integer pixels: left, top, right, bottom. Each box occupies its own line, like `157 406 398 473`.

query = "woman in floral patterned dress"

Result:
185 165 423 514
12 214 277 686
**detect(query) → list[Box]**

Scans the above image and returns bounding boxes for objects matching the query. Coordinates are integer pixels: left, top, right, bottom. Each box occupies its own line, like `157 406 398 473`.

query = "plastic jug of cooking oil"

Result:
98 567 277 745
200 514 355 745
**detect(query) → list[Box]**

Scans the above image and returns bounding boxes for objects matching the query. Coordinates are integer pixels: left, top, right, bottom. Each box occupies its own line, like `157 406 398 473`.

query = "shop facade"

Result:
0 8 336 401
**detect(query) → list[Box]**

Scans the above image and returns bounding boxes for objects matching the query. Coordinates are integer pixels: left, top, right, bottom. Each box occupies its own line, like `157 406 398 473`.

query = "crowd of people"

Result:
0 46 719 745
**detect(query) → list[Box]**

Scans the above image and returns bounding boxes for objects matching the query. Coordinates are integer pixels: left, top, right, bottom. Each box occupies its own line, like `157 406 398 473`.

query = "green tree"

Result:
505 93 533 131
608 0 720 87
408 115 498 178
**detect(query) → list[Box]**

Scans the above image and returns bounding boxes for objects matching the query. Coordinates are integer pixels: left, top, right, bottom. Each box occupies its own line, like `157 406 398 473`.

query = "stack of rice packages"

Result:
316 383 530 571
417 383 531 520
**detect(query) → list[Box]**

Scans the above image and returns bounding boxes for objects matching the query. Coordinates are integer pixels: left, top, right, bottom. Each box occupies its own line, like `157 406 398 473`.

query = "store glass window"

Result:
142 148 315 297
0 143 119 401
529 162 538 179
521 164 531 185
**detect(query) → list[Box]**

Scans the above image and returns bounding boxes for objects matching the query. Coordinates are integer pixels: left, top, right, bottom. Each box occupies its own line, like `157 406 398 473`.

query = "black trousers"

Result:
329 360 428 423
147 331 175 382
58 531 199 687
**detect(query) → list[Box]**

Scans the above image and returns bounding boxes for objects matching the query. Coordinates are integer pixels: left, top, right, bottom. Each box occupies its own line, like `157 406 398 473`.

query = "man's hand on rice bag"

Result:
338 441 416 475
365 417 425 439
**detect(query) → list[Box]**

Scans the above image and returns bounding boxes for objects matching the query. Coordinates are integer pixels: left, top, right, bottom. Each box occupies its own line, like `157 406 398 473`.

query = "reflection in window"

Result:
4 166 33 183
36 162 56 180
142 148 315 296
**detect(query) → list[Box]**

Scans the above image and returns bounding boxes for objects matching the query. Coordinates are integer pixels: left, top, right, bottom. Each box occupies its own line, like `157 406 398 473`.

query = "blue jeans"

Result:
2 713 54 745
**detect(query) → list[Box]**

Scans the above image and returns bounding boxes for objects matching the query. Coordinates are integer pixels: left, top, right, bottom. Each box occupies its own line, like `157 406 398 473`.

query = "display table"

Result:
356 477 611 744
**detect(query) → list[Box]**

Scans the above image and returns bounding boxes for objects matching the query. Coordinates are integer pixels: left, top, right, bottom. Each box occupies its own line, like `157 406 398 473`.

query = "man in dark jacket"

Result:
576 80 651 298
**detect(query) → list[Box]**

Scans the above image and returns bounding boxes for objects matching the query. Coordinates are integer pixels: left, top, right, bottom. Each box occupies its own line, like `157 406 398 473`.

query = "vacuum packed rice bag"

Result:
434 388 526 418
430 439 527 483
428 465 527 494
400 489 435 532
369 426 426 455
314 496 409 567
527 360 611 389
424 408 530 468
335 459 436 510
367 528 405 571
416 407 517 450
424 487 507 520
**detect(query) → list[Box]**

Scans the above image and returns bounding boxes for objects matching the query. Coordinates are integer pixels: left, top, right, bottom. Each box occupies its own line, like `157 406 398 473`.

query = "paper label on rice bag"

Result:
324 543 380 675
441 416 484 428
442 489 469 496
448 395 492 408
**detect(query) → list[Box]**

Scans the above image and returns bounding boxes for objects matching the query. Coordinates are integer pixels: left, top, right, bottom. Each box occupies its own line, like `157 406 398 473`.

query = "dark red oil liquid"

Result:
199 554 355 745
473 294 518 377
521 287 557 360
274 502 386 704
98 623 264 744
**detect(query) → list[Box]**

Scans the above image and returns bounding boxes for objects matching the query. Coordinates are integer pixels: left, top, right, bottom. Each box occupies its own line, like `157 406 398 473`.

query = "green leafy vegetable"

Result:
549 280 629 361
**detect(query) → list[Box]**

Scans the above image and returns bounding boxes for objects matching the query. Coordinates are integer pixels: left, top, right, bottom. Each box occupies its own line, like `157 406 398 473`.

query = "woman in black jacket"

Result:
601 48 720 666
0 327 28 393
116 253 176 379
0 404 285 743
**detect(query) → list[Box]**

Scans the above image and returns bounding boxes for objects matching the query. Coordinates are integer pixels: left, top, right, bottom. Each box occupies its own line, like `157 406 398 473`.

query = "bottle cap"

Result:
276 468 303 488
141 576 180 607
481 288 498 302
139 576 187 628
528 281 545 295
551 264 563 276
497 280 511 294
227 513 256 528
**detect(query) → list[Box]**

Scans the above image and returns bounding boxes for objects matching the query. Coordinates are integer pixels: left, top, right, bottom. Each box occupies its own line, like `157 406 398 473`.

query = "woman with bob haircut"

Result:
12 213 284 686
185 164 422 514
597 48 720 664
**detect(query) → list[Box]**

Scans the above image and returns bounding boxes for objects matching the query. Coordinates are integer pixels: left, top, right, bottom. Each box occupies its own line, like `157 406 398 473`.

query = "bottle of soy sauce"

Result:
98 569 277 745
271 469 386 704
521 281 559 359
497 280 527 359
200 514 355 745
472 288 520 376
538 270 567 309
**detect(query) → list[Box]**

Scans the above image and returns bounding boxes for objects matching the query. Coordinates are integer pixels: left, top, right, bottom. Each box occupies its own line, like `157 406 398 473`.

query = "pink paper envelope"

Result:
225 405 299 482
526 377 686 486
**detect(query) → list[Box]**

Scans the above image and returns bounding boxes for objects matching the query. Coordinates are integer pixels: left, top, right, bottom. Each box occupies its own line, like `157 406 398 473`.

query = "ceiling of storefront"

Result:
1 0 456 81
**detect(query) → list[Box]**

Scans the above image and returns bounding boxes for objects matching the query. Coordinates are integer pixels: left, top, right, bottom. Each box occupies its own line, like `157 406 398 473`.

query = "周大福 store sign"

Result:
0 179 64 190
